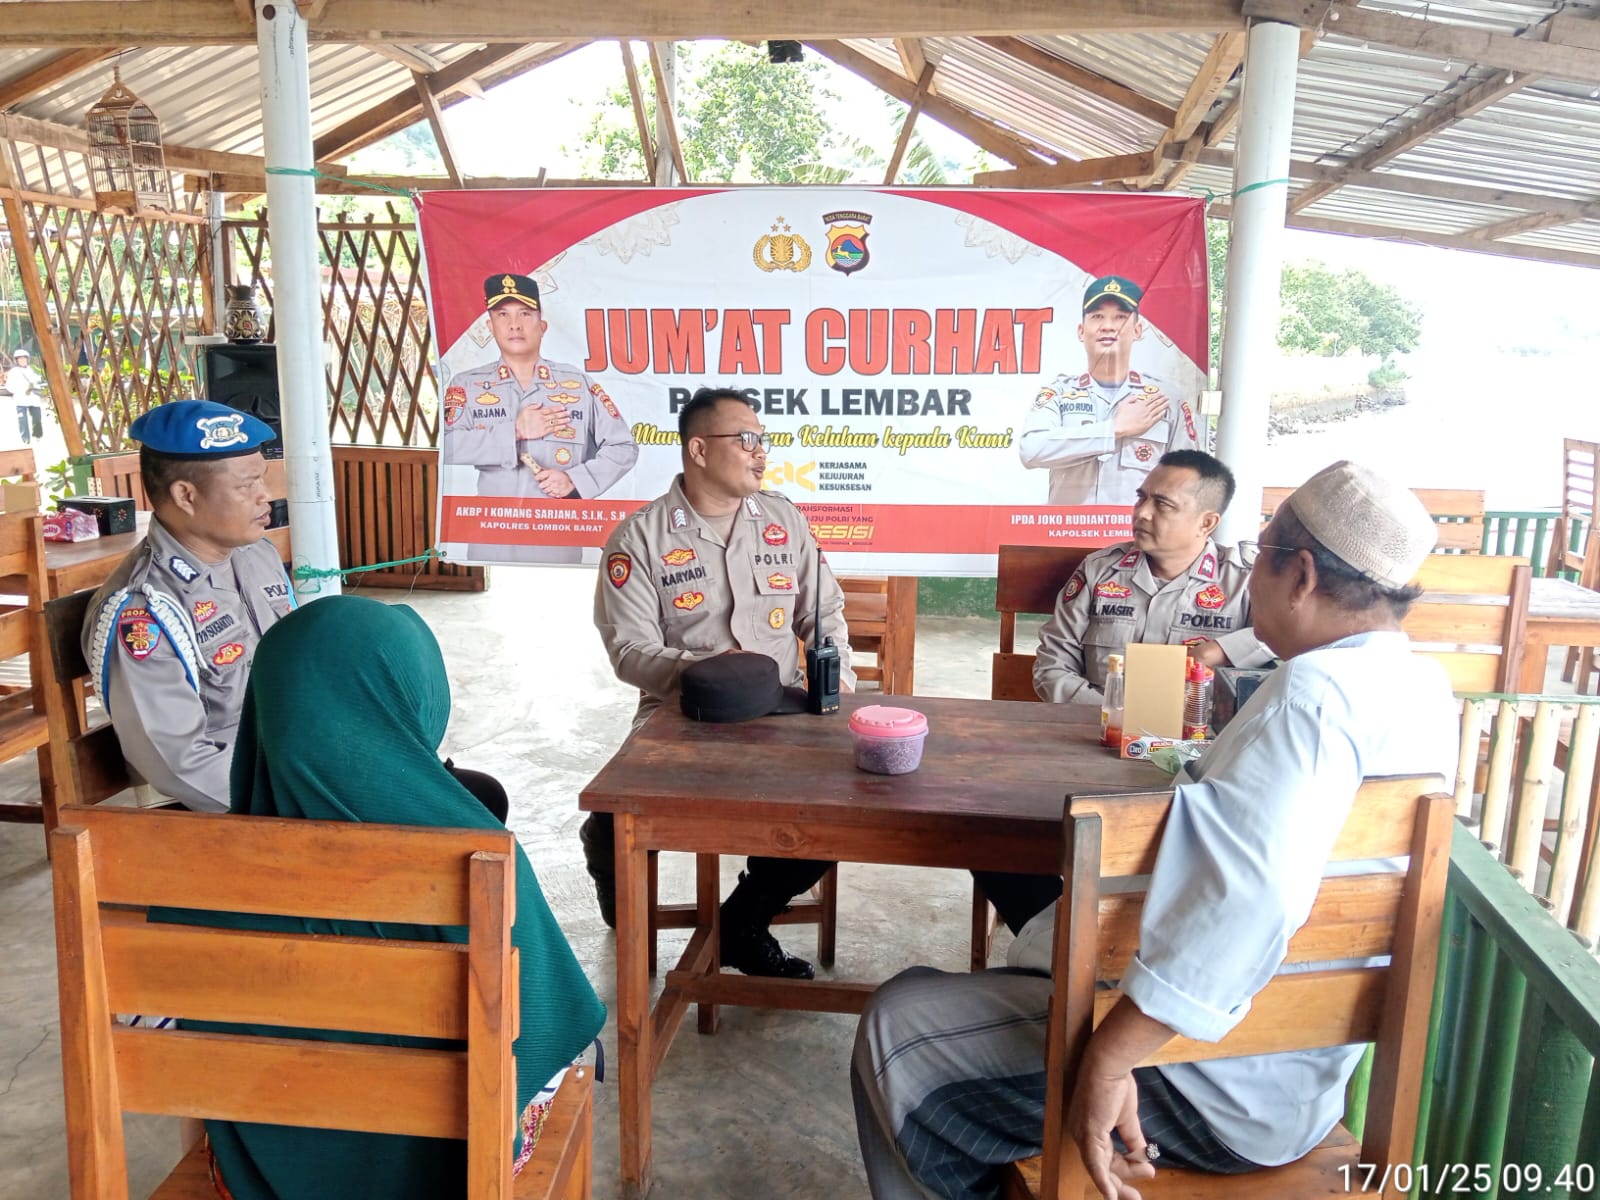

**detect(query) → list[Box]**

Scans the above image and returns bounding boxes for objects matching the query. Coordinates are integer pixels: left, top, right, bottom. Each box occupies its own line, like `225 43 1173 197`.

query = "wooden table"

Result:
1520 577 1600 691
578 694 1166 1198
43 511 292 598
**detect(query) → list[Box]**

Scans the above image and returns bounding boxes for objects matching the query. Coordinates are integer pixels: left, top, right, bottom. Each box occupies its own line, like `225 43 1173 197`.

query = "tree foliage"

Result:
572 43 836 183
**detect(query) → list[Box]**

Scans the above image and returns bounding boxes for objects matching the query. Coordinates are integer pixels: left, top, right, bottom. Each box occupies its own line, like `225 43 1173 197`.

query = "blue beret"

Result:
129 400 275 460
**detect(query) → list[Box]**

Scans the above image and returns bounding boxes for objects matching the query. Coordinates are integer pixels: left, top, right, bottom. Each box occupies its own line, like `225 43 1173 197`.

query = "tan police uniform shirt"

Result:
594 475 855 728
441 356 638 499
82 518 296 811
1018 370 1202 506
1033 538 1269 706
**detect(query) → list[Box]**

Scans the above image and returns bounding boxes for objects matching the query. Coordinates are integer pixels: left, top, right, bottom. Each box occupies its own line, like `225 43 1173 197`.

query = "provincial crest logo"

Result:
768 607 786 630
822 210 872 276
192 600 217 623
753 216 812 273
767 572 794 591
1034 387 1057 410
444 385 467 426
1195 584 1227 610
211 642 246 667
762 523 788 546
662 548 697 567
118 607 161 660
1095 582 1132 600
673 591 705 611
607 552 632 589
1063 571 1085 600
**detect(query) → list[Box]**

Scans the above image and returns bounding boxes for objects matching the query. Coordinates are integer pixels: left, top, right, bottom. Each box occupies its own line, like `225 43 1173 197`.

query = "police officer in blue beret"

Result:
80 400 296 811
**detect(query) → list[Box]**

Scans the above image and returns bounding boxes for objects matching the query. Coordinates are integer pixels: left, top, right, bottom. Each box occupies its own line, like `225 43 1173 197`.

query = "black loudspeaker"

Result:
204 343 282 459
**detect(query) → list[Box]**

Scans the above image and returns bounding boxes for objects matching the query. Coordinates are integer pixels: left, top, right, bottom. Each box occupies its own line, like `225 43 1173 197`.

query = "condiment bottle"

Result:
1101 653 1125 748
1183 659 1214 740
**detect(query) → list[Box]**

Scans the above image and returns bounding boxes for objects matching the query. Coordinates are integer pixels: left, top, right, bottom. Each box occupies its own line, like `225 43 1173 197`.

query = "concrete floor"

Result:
0 564 1021 1200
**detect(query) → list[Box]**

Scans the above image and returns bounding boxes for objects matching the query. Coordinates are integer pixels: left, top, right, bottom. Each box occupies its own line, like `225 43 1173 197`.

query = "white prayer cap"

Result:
1284 461 1436 589
12 349 27 359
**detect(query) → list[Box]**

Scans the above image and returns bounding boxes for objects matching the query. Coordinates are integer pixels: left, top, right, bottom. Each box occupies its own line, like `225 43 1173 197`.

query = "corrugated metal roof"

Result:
0 2 1596 267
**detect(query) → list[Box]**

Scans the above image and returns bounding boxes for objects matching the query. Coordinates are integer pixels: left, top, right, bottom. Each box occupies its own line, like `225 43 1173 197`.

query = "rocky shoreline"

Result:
1267 387 1408 438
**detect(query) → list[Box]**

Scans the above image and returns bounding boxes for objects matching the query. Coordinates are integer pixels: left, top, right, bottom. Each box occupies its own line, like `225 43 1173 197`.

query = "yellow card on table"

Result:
1121 643 1186 747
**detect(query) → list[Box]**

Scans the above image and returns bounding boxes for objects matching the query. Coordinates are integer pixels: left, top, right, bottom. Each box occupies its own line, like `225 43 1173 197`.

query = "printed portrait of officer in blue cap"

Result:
1019 275 1203 507
81 399 296 813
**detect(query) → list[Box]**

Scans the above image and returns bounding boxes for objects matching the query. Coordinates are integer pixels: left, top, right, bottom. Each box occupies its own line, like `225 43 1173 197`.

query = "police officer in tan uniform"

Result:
82 401 294 812
977 451 1271 933
1019 275 1202 507
443 273 638 563
589 388 855 978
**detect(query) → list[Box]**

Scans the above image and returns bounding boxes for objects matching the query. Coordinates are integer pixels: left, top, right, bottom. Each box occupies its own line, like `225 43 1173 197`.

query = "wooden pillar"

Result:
0 138 86 457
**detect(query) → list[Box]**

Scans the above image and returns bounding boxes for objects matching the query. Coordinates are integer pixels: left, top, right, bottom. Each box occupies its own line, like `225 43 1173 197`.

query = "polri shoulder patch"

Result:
119 607 162 660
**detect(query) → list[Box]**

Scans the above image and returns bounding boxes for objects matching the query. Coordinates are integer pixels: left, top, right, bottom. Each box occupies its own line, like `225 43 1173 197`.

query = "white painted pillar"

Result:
206 190 226 331
1214 19 1300 547
255 0 340 598
653 42 678 186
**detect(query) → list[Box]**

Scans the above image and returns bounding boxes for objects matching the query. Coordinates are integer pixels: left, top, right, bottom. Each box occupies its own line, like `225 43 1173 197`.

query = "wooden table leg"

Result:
1521 634 1553 693
696 852 720 1036
615 814 653 1199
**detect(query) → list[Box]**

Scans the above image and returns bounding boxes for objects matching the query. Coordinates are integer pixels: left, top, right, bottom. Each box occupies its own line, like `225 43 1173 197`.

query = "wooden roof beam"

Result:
0 48 122 110
618 41 656 171
1242 1 1600 83
806 39 1053 167
0 1 1246 48
885 59 939 184
893 38 929 86
974 149 1159 189
974 36 1177 129
1289 67 1531 214
646 42 687 183
412 71 463 187
1468 209 1581 242
364 43 448 75
1142 30 1245 187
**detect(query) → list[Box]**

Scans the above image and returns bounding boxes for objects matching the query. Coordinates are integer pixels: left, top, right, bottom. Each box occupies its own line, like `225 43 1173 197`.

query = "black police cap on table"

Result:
680 652 808 723
484 272 540 311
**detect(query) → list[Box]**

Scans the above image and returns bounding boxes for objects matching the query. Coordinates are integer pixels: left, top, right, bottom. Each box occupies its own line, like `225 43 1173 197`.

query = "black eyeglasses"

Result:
1237 540 1301 567
701 431 772 453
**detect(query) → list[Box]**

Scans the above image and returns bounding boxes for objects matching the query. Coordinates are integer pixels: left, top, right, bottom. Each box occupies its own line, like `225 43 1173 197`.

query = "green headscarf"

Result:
188 595 605 1198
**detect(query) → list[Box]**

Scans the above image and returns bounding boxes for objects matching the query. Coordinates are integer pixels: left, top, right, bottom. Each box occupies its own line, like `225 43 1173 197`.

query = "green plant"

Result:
43 459 74 503
1367 358 1408 390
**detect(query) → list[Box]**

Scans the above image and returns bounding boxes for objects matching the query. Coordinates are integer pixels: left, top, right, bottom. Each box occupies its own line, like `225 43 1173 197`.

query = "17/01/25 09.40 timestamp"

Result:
1340 1162 1596 1194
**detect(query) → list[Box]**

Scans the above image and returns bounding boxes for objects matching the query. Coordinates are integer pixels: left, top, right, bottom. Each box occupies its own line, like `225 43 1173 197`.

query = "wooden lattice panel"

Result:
225 207 439 448
25 202 209 453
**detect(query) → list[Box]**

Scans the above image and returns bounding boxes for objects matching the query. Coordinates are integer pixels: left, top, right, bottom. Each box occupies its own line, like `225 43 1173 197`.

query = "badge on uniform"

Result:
1033 386 1057 410
1197 551 1216 580
1134 443 1155 462
671 507 689 530
768 607 786 629
1181 399 1197 440
662 548 696 566
192 599 217 623
673 591 705 611
600 392 622 420
211 642 245 667
196 413 249 450
1195 584 1227 610
1116 550 1140 568
744 496 764 519
537 364 553 383
497 364 512 381
1095 582 1132 599
118 606 162 660
1063 570 1085 600
766 572 794 590
169 556 199 583
555 447 572 465
560 379 581 389
762 523 788 546
444 385 467 427
607 552 632 589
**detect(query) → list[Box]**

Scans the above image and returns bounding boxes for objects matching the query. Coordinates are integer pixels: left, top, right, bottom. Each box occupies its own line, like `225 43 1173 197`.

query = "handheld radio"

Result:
805 545 842 715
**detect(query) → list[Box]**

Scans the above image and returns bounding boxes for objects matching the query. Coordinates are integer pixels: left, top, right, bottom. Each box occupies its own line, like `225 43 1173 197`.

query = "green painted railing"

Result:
1483 510 1564 577
1411 824 1600 1199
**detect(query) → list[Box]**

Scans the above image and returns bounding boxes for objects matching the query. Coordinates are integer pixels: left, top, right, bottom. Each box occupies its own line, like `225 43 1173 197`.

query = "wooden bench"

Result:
51 804 595 1199
1403 556 1531 693
840 575 917 695
991 545 1093 703
1263 486 1486 555
1004 776 1452 1199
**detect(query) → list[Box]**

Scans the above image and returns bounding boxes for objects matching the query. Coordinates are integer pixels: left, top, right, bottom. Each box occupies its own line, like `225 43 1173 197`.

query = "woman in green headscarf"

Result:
190 594 606 1198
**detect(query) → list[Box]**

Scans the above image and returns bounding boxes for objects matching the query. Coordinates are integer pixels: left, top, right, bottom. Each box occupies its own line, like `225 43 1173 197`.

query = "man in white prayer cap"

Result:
850 461 1460 1200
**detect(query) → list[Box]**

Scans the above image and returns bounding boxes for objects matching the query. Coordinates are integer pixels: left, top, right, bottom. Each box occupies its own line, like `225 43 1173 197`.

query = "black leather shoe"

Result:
721 925 815 979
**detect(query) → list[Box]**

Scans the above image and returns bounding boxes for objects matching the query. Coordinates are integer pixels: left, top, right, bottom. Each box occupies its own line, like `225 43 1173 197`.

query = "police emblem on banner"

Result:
444 385 467 427
822 210 872 276
554 447 572 465
753 216 812 273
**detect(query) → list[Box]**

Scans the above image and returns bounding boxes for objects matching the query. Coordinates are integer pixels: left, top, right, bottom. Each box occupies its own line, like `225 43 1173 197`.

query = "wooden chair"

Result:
840 575 918 695
1545 440 1600 689
41 587 134 817
0 510 73 833
1262 486 1486 557
50 804 595 1200
992 545 1093 702
1402 556 1531 693
1004 775 1452 1200
0 445 39 482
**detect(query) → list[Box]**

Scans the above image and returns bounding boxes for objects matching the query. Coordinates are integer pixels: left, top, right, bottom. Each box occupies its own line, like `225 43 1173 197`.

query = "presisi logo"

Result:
762 461 816 492
810 522 874 542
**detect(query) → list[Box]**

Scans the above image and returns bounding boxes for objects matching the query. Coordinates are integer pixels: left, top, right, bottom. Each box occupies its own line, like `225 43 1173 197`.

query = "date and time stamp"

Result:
1340 1162 1596 1194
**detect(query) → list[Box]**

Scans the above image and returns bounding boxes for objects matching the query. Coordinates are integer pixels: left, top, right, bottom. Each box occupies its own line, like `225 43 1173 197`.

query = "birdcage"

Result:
86 68 171 214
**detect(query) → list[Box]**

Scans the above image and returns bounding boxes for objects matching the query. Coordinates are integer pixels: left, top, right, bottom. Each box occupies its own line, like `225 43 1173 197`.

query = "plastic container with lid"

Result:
848 705 929 775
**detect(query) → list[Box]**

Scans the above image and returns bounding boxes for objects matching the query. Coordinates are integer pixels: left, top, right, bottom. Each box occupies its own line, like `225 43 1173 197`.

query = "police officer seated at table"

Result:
975 449 1272 934
82 400 294 812
589 386 855 979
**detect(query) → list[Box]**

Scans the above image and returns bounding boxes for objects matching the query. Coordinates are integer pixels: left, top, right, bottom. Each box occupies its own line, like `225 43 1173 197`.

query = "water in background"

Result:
1261 347 1597 511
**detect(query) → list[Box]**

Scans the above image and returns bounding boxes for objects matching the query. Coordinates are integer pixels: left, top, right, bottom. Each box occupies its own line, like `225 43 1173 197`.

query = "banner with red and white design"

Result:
417 187 1208 573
